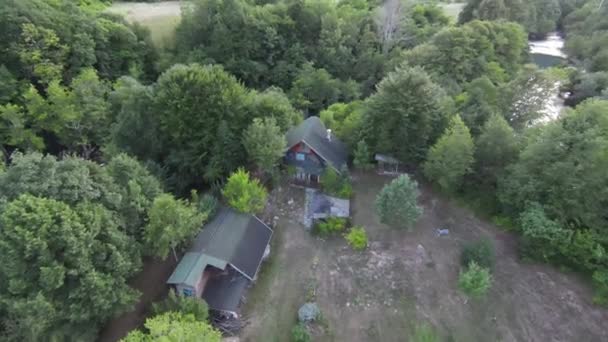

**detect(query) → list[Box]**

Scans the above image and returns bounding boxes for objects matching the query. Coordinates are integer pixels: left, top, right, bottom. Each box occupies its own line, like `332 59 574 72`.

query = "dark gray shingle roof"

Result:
189 207 273 280
202 267 249 312
286 117 349 172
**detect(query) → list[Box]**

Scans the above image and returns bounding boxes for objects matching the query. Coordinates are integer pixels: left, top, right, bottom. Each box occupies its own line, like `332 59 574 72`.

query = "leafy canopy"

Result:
0 194 139 340
121 312 221 342
222 168 268 214
144 193 207 259
243 117 286 174
375 174 423 230
458 261 492 298
424 115 475 192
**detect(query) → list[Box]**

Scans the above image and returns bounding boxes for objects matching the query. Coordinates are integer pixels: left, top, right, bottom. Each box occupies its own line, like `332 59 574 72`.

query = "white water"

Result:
529 32 567 58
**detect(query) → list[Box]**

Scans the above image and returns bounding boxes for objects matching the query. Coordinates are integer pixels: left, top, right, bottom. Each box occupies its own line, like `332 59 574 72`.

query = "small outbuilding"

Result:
375 153 400 174
167 207 273 317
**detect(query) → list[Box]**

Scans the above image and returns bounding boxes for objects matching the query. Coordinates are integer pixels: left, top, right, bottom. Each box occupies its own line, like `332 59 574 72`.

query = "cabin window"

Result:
182 288 194 297
296 153 305 161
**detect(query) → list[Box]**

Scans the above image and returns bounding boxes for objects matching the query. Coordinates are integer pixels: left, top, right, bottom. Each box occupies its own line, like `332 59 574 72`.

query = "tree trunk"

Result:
172 246 178 262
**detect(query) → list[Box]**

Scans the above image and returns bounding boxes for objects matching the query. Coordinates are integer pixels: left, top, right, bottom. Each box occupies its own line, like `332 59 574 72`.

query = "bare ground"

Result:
242 171 608 342
97 256 177 342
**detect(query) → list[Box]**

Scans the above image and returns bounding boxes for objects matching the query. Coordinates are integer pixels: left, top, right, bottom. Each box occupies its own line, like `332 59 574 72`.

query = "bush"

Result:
320 167 352 199
519 204 570 263
291 323 311 342
314 217 348 236
345 226 368 251
460 239 495 270
410 323 439 342
458 261 492 298
353 140 373 170
152 290 209 322
592 270 608 305
375 174 423 230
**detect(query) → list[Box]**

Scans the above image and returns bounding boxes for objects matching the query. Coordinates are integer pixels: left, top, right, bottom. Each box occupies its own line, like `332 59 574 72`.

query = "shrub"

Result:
345 226 368 251
314 217 348 236
519 204 570 263
320 167 352 199
152 290 210 322
458 261 492 298
592 270 608 305
375 174 423 229
410 323 439 342
460 239 495 270
222 168 268 214
353 140 373 170
291 323 311 342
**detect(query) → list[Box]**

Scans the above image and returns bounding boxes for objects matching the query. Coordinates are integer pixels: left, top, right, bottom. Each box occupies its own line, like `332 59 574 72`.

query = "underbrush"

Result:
313 217 348 236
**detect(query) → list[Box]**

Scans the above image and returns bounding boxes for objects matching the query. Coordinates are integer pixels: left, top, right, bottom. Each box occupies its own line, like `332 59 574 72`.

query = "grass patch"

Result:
439 3 466 21
244 223 282 312
138 15 181 48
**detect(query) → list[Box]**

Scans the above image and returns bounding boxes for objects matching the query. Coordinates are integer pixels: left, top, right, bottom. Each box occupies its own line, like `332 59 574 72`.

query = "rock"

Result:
273 216 279 221
288 198 294 205
298 303 321 323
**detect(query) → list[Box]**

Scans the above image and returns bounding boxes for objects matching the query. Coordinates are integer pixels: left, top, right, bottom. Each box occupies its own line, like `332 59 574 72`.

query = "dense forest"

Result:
0 0 607 340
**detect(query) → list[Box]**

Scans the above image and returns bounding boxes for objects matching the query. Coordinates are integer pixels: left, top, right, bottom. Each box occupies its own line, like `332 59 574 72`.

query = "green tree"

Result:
152 290 209 322
364 66 450 164
375 174 423 230
106 153 163 239
243 117 286 174
458 261 492 298
145 194 206 260
0 68 111 156
107 76 162 162
222 168 268 214
424 115 475 192
473 114 519 193
0 194 139 340
153 64 251 192
353 140 373 170
455 76 504 136
0 65 20 104
498 99 608 231
121 312 221 342
319 101 364 149
248 87 303 132
405 21 528 87
15 23 68 85
289 63 360 115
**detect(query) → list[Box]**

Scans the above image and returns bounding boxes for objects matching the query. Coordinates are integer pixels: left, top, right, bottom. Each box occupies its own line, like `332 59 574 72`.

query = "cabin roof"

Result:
286 116 349 172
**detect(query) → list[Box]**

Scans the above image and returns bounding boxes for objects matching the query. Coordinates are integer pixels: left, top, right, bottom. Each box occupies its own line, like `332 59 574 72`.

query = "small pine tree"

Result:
222 168 268 214
458 261 492 298
423 115 474 192
375 174 423 229
353 140 373 170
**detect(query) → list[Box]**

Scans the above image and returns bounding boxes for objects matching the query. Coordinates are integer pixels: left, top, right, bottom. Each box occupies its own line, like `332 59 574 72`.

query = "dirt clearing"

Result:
242 172 608 341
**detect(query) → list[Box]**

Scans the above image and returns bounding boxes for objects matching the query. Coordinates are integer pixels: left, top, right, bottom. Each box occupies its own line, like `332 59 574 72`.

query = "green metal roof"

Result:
167 207 273 287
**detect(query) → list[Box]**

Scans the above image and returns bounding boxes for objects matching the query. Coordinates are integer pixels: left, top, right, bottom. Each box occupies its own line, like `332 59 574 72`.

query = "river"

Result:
529 32 568 122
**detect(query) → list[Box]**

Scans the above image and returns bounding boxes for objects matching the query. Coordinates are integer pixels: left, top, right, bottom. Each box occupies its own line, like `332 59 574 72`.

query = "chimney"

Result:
326 129 332 141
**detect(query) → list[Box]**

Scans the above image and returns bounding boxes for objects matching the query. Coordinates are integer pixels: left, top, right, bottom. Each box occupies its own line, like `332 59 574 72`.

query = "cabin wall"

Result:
285 142 325 181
